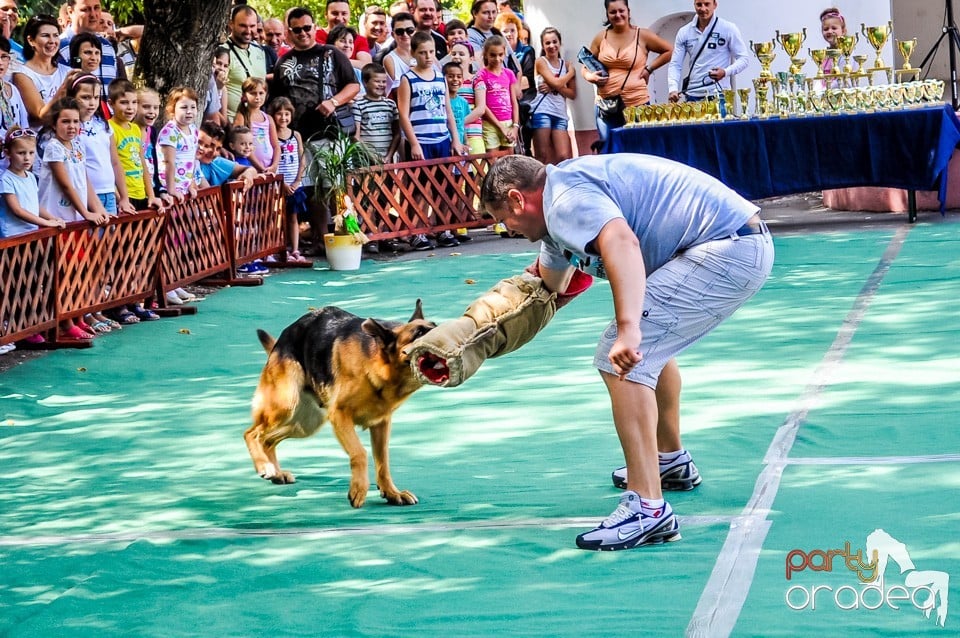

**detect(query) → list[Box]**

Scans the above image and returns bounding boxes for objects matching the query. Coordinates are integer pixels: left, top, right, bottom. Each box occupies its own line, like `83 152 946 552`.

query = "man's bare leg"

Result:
602 371 662 500
656 358 682 453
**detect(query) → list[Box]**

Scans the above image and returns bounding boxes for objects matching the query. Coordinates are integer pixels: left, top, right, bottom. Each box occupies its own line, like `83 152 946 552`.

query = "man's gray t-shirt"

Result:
538 154 759 275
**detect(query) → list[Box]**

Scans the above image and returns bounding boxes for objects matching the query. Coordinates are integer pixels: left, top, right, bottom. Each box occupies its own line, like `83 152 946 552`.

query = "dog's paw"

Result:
348 482 370 508
382 489 418 506
259 464 296 484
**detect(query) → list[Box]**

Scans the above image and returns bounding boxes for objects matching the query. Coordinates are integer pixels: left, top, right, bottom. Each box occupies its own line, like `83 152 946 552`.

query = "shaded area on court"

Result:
1 224 958 637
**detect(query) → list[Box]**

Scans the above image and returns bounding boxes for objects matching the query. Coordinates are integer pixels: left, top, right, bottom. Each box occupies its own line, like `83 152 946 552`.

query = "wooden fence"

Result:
1 153 502 350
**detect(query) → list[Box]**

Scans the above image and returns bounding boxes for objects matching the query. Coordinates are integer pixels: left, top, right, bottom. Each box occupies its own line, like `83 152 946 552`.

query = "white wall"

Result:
523 0 896 130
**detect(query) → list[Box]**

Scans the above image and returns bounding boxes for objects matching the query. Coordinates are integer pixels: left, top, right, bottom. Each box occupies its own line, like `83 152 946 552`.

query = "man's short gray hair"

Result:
480 155 546 214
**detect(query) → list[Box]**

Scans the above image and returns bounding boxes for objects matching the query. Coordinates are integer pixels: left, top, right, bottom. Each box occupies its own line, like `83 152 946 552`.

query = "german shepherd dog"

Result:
244 301 435 508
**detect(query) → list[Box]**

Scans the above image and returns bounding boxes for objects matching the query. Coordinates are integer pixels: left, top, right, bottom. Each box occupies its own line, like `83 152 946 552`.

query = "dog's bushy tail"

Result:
256 329 276 353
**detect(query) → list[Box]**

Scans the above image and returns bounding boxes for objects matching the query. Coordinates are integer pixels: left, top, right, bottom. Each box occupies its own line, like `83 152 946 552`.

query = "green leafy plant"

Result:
307 130 383 240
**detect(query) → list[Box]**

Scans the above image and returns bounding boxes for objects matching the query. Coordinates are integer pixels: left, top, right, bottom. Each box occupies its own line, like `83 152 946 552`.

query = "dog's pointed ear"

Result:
409 298 424 321
362 318 398 349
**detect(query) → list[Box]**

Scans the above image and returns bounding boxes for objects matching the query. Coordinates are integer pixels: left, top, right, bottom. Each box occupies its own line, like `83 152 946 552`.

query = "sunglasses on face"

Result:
290 24 313 35
394 27 416 36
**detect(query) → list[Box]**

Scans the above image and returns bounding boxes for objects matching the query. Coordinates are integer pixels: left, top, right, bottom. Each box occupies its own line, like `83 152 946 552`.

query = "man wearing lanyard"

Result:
226 5 268 120
666 0 748 102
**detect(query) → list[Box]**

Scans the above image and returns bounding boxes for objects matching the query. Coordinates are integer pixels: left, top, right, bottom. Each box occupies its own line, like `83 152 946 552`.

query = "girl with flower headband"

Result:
820 7 847 75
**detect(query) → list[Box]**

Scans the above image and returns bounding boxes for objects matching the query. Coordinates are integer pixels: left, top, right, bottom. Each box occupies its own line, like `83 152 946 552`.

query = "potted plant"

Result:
307 130 383 270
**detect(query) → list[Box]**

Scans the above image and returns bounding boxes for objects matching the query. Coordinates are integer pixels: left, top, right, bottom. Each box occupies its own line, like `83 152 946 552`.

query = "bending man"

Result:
479 154 774 551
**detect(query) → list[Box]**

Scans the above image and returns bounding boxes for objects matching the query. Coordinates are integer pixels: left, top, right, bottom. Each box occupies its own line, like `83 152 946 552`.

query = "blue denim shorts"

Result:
530 112 569 131
98 192 117 215
594 228 775 388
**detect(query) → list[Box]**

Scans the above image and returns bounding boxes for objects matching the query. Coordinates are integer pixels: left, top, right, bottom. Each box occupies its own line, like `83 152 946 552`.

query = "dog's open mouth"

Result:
417 353 450 384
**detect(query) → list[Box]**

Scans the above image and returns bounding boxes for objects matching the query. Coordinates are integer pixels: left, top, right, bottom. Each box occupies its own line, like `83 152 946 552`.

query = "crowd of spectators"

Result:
1 0 684 353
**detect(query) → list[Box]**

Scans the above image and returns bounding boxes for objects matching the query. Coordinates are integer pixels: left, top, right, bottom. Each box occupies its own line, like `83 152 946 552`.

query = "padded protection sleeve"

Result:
405 264 593 387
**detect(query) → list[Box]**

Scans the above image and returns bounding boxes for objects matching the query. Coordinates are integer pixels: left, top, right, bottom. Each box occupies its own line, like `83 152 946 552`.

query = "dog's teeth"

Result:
433 361 445 370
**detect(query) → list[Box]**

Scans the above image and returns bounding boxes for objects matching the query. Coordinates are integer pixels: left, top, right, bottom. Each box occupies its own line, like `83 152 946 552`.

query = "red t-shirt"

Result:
315 28 371 57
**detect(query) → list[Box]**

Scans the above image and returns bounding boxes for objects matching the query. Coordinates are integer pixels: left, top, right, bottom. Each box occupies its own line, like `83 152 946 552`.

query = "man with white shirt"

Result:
666 0 748 102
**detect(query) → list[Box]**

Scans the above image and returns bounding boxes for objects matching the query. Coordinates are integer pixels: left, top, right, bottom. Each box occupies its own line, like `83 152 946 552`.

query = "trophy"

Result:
809 48 827 79
752 78 770 117
825 48 842 80
896 38 919 82
776 29 808 74
862 21 893 70
836 34 859 75
737 88 751 118
751 40 776 80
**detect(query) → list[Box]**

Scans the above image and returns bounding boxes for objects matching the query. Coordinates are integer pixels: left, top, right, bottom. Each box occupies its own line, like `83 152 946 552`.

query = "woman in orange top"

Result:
582 0 672 144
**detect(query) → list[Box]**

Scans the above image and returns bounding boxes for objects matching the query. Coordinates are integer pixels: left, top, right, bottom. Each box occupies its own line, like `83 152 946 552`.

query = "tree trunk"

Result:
135 0 232 113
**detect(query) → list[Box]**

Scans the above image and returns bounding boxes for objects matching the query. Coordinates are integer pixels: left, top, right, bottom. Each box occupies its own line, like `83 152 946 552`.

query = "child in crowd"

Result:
474 34 519 152
158 86 199 202
268 97 309 264
107 79 165 321
135 87 174 208
397 31 466 250
443 60 474 243
196 122 257 190
449 42 484 155
157 86 202 303
444 61 470 152
195 121 262 276
108 80 162 212
0 36 29 172
233 76 278 174
531 27 576 166
820 7 846 77
353 63 400 162
226 125 256 169
68 73 135 216
68 72 135 331
0 127 65 237
0 127 59 352
39 97 109 341
352 63 402 253
205 46 229 128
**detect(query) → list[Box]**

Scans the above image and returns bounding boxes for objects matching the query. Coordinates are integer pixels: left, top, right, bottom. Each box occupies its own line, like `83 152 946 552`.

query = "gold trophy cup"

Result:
836 34 859 74
862 21 893 70
809 48 827 78
737 88 751 118
895 38 919 82
776 29 807 74
897 38 918 69
751 40 776 79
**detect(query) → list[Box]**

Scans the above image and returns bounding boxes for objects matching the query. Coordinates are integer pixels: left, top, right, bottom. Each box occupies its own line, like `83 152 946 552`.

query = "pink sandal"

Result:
63 325 94 341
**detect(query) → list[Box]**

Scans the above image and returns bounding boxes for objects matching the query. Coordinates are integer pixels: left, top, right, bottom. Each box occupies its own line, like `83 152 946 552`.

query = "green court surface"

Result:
1 224 958 637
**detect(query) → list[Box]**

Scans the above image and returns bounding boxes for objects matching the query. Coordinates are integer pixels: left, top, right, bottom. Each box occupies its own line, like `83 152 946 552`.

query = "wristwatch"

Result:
329 97 340 107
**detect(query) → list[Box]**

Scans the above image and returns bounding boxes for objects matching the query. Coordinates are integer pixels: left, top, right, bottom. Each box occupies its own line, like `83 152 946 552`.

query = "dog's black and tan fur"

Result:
244 301 435 508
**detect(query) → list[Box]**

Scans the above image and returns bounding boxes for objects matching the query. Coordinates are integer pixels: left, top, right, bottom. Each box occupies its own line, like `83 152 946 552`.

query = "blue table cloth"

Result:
606 105 960 208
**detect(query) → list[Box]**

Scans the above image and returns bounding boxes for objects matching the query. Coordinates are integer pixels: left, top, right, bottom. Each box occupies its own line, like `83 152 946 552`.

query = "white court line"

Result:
0 515 734 548
787 453 960 465
686 226 911 638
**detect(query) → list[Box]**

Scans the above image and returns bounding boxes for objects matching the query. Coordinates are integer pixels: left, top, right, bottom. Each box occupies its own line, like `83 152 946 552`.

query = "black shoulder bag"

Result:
596 27 640 121
681 17 717 92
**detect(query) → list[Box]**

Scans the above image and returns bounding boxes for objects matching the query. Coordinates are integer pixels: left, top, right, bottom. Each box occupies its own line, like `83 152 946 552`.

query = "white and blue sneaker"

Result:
612 451 702 491
576 491 681 551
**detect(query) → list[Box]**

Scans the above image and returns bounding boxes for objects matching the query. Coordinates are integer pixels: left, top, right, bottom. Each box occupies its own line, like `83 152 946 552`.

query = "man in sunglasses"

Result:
269 6 360 255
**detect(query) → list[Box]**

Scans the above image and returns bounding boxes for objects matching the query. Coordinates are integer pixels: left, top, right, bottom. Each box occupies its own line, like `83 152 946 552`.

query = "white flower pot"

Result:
324 233 363 270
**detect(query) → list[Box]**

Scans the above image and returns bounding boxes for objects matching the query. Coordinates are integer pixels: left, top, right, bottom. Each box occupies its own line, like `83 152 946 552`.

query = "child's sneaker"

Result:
612 451 702 491
575 491 681 551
